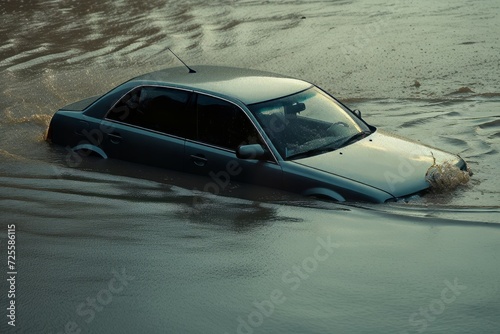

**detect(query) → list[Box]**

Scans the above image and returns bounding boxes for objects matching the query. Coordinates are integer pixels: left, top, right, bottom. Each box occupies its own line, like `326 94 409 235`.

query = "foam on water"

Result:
425 159 472 192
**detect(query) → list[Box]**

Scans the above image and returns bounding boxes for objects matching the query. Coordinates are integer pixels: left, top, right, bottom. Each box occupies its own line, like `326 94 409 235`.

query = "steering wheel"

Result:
329 121 349 129
326 121 349 135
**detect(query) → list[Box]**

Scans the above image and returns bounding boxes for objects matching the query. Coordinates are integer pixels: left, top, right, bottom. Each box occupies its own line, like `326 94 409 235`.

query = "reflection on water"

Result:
1 0 500 333
1 158 499 333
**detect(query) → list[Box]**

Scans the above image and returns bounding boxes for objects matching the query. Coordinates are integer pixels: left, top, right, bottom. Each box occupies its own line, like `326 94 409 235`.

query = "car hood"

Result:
293 130 462 198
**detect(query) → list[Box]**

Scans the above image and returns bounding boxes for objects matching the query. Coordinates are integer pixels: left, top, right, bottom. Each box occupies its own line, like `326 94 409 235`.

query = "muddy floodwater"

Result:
1 1 499 333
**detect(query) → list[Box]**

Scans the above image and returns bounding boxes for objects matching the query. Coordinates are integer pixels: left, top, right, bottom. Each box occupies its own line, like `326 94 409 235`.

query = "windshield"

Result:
248 87 371 159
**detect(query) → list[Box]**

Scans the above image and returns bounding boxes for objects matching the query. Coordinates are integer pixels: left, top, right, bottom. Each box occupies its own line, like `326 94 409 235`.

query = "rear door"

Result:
101 86 194 170
184 94 282 193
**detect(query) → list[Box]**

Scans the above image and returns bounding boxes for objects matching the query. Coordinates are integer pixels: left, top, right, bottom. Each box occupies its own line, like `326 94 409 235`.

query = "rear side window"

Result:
196 95 260 150
106 86 192 138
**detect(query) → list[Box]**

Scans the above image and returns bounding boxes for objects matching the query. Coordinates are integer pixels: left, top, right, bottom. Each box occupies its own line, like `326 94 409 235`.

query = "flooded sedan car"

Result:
47 66 471 203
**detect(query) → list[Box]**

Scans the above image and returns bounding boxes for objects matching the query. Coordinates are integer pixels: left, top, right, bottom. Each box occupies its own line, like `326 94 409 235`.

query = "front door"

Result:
184 94 282 194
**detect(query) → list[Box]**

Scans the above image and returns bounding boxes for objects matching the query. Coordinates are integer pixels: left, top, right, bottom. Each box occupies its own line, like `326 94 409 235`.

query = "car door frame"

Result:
184 91 283 193
100 84 195 171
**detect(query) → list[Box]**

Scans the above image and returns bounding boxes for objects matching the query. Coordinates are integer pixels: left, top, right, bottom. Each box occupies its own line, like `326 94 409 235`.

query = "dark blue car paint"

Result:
47 66 468 203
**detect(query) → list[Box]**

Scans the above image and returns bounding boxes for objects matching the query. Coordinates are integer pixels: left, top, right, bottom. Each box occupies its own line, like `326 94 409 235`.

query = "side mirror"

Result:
352 109 362 119
236 144 266 160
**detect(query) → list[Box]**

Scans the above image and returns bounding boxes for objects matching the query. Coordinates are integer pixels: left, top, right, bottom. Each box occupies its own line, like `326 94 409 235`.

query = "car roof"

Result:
131 66 313 104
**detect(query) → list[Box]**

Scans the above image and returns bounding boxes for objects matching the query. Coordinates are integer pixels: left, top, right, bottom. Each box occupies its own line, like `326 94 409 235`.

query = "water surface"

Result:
1 1 499 333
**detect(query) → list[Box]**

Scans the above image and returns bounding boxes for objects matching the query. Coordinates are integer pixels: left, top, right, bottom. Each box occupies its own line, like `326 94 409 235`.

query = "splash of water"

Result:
3 109 52 126
425 159 472 192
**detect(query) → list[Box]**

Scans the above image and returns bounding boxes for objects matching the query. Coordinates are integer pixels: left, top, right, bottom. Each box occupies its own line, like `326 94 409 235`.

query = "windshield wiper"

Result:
337 131 371 149
286 144 337 160
286 131 371 160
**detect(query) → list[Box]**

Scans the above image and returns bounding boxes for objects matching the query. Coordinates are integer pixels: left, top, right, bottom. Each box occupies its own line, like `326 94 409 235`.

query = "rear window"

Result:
106 86 192 138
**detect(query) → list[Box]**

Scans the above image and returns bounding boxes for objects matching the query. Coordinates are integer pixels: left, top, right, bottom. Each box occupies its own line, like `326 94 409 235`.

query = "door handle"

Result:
190 154 207 167
108 132 122 144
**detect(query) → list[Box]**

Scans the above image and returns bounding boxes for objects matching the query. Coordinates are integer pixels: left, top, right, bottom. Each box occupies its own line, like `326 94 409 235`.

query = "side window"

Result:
196 95 260 150
106 87 192 138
